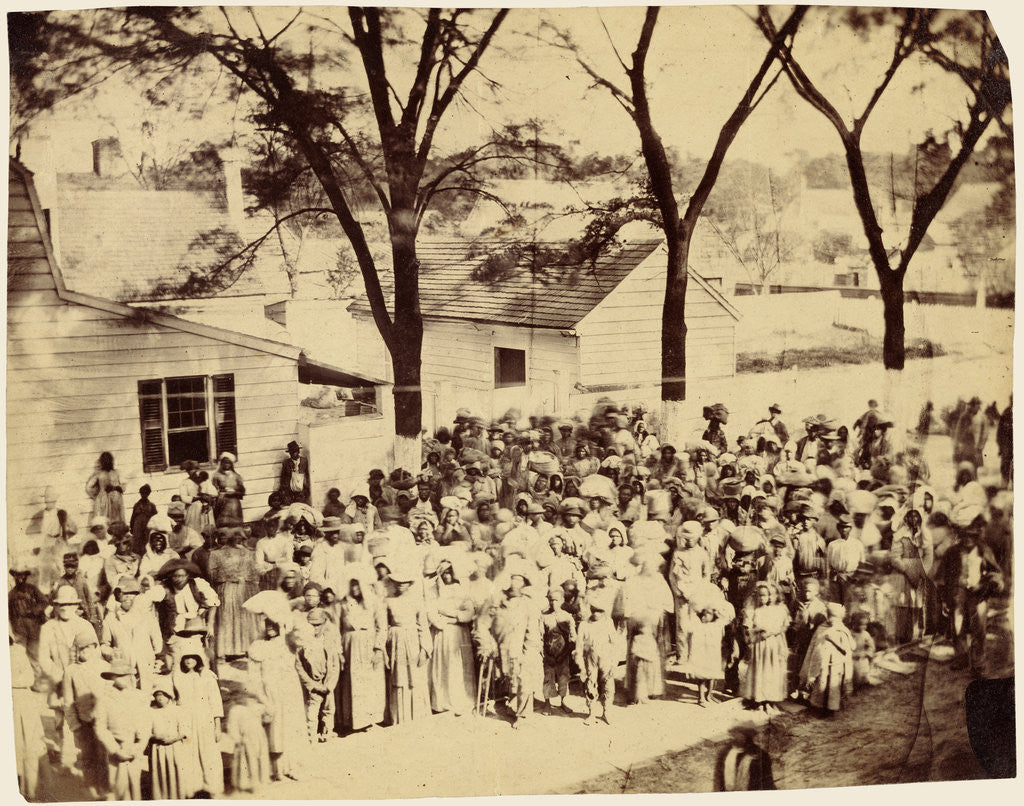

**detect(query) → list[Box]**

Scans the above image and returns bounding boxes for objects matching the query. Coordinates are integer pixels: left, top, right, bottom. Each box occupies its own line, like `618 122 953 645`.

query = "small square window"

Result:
494 347 526 388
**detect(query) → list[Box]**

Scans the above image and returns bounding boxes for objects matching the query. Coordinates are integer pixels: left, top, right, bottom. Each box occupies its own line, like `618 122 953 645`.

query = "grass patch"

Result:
737 338 947 374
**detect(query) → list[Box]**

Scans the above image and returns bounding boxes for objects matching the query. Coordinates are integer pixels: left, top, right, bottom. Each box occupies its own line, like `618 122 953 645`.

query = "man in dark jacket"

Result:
279 440 311 505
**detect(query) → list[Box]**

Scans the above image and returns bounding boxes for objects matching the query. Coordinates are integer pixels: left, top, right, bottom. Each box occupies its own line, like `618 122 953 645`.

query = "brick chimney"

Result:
91 137 124 177
219 147 245 230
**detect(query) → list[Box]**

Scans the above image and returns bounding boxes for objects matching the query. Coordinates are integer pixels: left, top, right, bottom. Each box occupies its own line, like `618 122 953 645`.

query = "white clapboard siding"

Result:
6 166 301 536
576 249 738 387
301 415 394 510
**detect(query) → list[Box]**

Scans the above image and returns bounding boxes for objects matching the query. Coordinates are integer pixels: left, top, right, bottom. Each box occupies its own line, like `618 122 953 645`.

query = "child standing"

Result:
575 591 619 725
740 582 790 714
688 595 736 707
225 687 271 794
148 676 199 799
799 602 855 715
850 611 876 689
541 586 577 714
296 608 342 743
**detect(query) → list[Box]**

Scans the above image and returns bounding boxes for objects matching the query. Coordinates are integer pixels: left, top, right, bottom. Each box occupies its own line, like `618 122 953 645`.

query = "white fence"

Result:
733 291 1013 355
832 297 1014 353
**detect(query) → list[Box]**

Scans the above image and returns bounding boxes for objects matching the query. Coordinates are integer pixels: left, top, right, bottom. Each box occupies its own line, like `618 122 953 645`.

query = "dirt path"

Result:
569 649 997 794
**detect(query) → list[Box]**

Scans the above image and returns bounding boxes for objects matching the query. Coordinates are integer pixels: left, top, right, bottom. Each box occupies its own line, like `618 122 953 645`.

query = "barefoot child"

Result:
541 587 577 714
575 591 619 725
850 611 876 689
688 596 736 707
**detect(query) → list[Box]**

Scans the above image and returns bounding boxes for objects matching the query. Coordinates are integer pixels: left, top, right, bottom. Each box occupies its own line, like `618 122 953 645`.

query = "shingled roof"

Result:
54 182 291 302
348 238 672 329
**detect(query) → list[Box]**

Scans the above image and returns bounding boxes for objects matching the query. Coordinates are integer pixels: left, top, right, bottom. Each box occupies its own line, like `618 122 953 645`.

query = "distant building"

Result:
7 159 390 536
346 237 740 428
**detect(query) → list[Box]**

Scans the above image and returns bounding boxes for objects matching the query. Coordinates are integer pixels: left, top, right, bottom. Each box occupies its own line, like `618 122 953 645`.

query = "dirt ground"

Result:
570 627 1014 795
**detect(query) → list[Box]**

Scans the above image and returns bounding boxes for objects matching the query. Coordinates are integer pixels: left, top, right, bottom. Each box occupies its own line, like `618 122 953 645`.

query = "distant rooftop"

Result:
348 237 668 329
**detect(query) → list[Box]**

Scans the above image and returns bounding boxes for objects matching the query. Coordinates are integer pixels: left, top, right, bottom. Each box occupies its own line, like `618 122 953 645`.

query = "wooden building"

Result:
7 159 386 541
348 238 740 428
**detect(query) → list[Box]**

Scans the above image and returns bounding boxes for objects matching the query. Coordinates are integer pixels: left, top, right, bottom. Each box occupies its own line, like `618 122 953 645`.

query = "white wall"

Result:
8 169 301 537
576 249 738 388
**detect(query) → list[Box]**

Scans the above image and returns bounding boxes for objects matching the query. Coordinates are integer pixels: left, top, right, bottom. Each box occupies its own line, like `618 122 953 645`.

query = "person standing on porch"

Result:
279 441 311 506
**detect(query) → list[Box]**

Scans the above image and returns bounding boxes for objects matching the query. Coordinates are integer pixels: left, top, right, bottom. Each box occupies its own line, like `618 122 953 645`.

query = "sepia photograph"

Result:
4 2 1016 801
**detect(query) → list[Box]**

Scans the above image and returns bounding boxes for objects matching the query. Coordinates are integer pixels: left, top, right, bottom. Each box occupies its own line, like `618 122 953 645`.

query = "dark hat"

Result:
769 403 782 414
155 558 202 579
720 478 744 499
180 460 200 473
287 440 301 452
108 521 131 539
369 469 386 481
296 544 314 557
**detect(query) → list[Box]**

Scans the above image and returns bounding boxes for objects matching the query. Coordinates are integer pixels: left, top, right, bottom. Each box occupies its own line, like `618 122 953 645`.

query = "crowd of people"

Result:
7 396 1014 800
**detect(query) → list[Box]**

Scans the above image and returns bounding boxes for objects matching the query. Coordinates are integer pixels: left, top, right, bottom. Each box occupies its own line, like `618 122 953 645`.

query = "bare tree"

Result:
546 6 807 434
755 7 1011 377
703 164 801 294
11 7 511 467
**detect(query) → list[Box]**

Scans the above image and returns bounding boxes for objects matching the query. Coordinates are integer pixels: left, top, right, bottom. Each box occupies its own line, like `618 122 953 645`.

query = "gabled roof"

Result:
53 179 291 301
349 238 669 329
9 159 300 362
348 237 738 328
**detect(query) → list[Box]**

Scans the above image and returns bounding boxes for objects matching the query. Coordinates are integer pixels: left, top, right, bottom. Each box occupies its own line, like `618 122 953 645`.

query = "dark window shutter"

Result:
138 379 167 472
212 374 237 459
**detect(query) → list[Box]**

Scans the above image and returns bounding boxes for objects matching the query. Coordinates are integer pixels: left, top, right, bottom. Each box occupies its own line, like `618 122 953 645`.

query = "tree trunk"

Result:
661 231 688 402
878 273 906 371
390 218 425 464
661 228 691 441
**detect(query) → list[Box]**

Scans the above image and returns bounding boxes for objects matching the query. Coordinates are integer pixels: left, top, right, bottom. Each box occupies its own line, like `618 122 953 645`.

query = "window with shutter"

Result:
138 379 167 473
212 373 237 459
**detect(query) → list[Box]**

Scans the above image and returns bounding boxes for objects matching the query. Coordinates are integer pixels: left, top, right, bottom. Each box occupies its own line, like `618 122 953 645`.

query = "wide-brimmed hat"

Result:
101 658 134 679
167 500 186 517
51 585 82 606
155 558 202 579
306 607 328 626
719 478 744 500
322 516 344 533
89 515 109 531
769 403 782 414
180 460 200 473
287 440 301 453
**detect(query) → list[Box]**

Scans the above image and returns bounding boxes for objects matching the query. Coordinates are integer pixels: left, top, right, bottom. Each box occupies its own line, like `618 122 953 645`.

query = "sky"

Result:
11 3 1009 184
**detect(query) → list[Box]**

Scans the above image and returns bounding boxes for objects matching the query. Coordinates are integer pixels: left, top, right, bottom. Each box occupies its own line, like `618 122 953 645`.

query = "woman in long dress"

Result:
208 528 262 661
173 653 225 795
889 506 934 643
11 637 45 800
85 451 124 525
212 453 246 527
740 582 790 712
338 569 386 734
179 461 207 535
426 558 477 716
384 564 432 725
149 679 200 799
246 620 309 781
